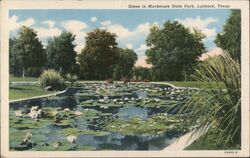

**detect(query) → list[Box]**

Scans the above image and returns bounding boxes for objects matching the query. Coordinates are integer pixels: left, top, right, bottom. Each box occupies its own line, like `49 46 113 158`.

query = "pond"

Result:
9 82 196 151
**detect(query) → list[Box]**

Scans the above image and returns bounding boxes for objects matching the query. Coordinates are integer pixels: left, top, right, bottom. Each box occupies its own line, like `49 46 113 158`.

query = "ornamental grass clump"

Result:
39 69 65 91
179 53 241 149
65 73 78 84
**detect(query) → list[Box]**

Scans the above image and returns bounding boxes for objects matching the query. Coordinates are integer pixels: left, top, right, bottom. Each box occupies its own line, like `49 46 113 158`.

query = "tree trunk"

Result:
22 67 25 78
184 71 187 82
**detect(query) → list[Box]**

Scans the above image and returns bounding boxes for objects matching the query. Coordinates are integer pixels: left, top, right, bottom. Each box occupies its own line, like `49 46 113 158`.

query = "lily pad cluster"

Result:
104 113 183 136
9 83 195 151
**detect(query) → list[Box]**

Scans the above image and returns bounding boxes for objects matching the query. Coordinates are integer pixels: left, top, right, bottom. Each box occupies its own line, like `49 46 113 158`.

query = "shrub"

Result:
65 73 78 84
179 53 241 149
39 69 65 91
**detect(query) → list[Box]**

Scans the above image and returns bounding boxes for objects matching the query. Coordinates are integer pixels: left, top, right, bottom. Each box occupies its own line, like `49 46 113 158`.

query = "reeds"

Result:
179 53 241 149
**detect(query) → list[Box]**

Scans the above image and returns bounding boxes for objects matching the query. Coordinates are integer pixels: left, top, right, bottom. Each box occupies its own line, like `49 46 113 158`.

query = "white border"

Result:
1 0 249 157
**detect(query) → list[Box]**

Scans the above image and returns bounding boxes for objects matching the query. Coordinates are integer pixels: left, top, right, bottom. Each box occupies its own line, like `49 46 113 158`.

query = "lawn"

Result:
162 81 224 89
10 77 38 82
9 85 56 100
185 129 240 150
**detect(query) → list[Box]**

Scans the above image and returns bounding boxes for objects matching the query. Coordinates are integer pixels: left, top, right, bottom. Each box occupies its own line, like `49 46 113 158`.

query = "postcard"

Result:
1 0 249 157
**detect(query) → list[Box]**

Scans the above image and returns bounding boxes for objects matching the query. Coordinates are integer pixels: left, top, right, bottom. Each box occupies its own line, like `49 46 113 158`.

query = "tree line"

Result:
10 10 240 81
10 28 138 80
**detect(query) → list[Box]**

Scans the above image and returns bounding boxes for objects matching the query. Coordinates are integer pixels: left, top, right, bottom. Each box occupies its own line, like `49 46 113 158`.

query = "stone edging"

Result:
151 82 199 90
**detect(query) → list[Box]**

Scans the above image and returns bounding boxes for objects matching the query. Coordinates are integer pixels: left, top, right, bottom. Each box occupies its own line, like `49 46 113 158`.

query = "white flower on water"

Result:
15 111 23 117
84 109 89 112
154 98 160 102
21 131 32 145
37 109 42 117
170 97 174 100
98 99 105 103
138 96 142 100
124 97 129 101
52 111 58 116
119 101 124 105
53 141 61 147
75 111 82 116
29 110 39 121
131 97 135 101
113 99 118 102
100 105 108 109
67 135 77 143
64 108 70 112
104 96 109 100
31 106 39 111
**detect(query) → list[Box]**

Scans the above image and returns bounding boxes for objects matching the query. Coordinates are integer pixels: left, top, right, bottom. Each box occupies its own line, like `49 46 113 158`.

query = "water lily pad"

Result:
80 129 111 136
78 145 96 151
58 128 80 136
104 114 182 136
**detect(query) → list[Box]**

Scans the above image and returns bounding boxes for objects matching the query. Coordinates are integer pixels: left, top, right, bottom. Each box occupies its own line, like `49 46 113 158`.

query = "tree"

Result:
214 10 241 62
78 29 118 80
113 48 138 80
145 21 205 81
10 26 46 77
46 32 77 74
10 38 22 76
132 66 151 81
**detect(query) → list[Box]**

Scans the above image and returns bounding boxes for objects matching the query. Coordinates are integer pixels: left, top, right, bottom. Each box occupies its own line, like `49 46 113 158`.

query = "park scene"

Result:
9 9 241 151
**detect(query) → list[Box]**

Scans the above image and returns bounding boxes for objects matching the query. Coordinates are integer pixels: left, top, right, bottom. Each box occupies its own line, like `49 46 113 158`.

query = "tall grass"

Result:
179 53 241 149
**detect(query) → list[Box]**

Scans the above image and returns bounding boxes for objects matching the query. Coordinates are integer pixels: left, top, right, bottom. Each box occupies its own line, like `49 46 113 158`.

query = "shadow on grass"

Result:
9 86 33 90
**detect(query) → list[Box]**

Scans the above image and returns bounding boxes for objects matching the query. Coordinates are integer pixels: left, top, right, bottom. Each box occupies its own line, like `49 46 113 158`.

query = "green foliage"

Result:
112 48 138 80
9 38 22 76
65 73 78 84
185 128 241 150
9 85 54 100
78 29 119 80
38 69 65 91
215 10 241 62
104 114 182 136
132 66 151 80
179 53 241 149
9 26 46 77
46 32 77 74
146 21 205 81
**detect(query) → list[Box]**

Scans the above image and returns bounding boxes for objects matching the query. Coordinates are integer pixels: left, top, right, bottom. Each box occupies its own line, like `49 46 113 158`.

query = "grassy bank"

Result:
9 85 56 100
185 129 240 150
10 77 38 82
163 81 224 89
